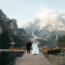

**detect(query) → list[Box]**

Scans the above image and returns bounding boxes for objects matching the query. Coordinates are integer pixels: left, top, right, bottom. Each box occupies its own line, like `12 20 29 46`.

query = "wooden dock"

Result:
15 52 53 65
0 49 26 52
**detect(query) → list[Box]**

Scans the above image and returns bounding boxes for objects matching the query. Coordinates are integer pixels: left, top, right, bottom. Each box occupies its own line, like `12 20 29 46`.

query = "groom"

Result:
26 41 32 54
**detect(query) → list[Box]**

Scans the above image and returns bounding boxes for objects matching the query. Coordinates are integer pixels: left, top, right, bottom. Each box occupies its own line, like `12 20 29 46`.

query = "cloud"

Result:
22 8 65 32
37 10 65 31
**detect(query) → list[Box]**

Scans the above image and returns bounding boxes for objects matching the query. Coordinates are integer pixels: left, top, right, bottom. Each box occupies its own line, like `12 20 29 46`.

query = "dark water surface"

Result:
0 51 25 65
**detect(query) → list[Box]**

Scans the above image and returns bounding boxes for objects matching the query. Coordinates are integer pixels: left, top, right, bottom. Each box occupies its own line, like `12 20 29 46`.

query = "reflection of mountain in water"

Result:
0 9 28 65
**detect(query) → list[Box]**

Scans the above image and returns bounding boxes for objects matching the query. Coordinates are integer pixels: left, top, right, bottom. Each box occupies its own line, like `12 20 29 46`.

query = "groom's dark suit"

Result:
26 41 32 54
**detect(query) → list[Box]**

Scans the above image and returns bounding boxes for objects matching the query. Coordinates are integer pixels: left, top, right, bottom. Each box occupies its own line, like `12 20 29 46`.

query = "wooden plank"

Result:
15 52 53 65
42 48 61 54
0 49 26 52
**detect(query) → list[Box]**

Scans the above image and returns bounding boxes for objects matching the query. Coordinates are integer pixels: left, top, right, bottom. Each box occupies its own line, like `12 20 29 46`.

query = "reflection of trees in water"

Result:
0 52 16 65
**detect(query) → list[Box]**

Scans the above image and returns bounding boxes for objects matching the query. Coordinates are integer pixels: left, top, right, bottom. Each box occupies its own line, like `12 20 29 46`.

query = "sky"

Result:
0 0 65 28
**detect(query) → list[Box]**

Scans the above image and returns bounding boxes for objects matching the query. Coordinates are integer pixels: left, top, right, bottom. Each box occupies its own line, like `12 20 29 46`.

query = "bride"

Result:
31 40 40 55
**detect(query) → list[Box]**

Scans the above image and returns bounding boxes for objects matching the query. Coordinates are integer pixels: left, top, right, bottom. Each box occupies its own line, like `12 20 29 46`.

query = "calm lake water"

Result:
0 52 25 65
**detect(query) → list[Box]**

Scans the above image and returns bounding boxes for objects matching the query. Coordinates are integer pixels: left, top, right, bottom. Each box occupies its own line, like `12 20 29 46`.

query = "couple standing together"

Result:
26 40 40 55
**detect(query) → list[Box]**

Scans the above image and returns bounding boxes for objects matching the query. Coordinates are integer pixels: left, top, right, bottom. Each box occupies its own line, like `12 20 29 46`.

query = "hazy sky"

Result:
0 0 65 28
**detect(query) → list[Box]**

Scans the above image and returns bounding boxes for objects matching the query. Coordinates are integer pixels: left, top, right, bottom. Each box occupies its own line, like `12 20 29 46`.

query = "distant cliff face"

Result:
23 12 65 48
0 9 28 49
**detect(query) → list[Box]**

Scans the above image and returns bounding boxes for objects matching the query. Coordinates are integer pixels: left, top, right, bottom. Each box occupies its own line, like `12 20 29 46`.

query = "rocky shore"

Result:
48 53 65 65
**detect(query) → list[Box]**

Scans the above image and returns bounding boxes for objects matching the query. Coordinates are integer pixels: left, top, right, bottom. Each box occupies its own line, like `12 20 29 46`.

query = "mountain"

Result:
23 12 65 48
0 9 28 65
0 9 28 48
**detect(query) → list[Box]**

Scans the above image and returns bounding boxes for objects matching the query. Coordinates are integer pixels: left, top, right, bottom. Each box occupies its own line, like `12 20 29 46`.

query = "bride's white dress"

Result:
31 42 40 55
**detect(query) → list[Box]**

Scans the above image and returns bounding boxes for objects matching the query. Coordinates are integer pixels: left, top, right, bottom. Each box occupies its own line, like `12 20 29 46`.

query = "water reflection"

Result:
0 51 25 65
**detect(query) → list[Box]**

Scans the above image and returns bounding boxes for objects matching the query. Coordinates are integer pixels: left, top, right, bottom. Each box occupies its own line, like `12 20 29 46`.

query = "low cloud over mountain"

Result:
23 10 65 36
22 10 65 48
